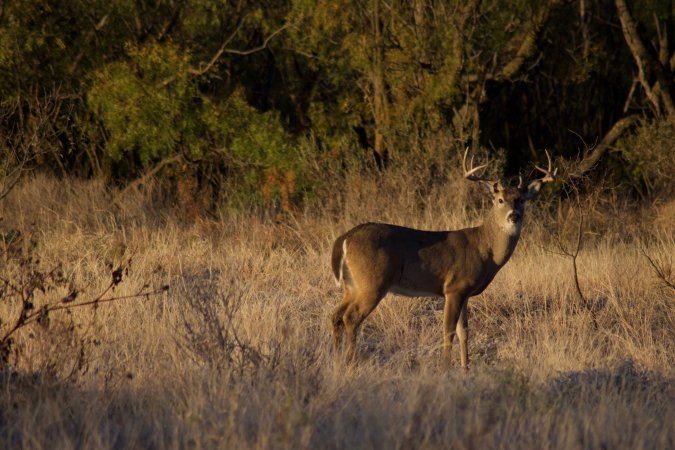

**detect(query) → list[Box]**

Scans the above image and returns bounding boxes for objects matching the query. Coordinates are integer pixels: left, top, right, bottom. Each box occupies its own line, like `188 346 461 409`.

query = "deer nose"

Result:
507 211 521 223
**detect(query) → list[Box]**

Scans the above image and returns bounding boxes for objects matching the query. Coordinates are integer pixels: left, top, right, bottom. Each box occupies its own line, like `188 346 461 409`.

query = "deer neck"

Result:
478 214 522 267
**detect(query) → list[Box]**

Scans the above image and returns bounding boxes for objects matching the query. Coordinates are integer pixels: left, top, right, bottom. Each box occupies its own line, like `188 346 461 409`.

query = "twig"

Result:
189 21 293 76
539 190 587 303
27 285 169 319
639 246 675 291
0 261 169 348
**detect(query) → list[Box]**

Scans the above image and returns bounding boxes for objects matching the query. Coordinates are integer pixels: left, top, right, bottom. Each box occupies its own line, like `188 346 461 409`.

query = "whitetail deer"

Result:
330 148 557 368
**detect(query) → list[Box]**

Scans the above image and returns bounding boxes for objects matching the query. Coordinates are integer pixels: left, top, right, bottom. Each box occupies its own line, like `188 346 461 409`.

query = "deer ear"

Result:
479 180 503 198
522 181 542 201
478 180 495 196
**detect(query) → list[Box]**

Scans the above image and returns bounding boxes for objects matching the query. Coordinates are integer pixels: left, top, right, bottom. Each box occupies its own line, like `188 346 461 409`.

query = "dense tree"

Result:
0 0 673 206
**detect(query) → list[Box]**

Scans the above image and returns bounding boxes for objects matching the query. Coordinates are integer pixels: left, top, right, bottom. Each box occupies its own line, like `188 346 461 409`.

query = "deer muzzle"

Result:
507 211 521 224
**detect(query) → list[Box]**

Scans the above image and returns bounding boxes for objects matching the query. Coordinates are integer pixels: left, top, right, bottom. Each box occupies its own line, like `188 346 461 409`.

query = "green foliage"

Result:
288 0 467 143
208 89 309 208
88 38 305 206
0 0 673 208
618 119 675 197
88 42 193 163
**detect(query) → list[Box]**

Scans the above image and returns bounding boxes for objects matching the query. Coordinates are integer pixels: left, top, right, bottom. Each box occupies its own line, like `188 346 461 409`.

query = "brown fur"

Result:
330 185 537 368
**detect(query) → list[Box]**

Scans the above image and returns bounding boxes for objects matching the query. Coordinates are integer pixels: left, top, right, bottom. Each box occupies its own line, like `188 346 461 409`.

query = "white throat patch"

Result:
501 220 522 236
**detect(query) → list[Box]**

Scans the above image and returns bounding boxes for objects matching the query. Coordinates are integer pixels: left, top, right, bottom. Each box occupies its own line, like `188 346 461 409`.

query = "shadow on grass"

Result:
544 359 672 397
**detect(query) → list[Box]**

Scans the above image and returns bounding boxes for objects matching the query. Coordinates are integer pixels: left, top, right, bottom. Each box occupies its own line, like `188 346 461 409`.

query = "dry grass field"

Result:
1 169 673 449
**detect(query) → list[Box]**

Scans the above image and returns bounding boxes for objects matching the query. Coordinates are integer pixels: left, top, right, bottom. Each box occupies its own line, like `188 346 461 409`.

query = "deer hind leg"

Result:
455 302 469 370
331 290 352 353
342 290 382 362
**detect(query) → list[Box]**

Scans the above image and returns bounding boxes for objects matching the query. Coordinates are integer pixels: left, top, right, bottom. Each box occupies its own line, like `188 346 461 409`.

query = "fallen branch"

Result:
569 114 639 178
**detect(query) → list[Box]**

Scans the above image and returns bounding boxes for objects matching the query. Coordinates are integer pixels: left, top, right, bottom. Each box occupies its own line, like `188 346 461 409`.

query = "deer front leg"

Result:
442 292 464 367
456 302 469 370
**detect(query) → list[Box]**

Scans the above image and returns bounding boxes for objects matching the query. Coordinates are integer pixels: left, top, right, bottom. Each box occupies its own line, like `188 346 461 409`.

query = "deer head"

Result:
463 148 557 235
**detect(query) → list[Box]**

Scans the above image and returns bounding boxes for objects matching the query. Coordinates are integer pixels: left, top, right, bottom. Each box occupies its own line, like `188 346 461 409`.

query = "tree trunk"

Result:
371 0 390 167
615 0 675 123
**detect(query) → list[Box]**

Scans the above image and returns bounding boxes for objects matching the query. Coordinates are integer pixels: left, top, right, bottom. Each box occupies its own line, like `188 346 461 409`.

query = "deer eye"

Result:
498 198 504 204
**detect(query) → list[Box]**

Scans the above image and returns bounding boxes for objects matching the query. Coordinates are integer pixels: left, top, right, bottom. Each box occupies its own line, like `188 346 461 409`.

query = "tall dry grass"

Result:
0 166 673 449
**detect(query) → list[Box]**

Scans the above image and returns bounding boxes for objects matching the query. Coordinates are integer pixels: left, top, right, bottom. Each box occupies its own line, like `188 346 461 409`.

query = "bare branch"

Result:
569 114 640 178
157 3 183 41
187 20 245 77
623 78 639 113
653 14 669 69
189 21 293 77
539 192 587 303
639 246 675 292
0 90 65 201
0 159 27 202
496 2 557 81
114 154 182 202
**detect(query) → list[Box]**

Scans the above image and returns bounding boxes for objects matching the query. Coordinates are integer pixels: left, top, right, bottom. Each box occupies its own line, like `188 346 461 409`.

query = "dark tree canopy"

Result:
1 0 673 206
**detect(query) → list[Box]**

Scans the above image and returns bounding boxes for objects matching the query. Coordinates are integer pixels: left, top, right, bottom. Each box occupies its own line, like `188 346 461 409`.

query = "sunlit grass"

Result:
0 174 673 449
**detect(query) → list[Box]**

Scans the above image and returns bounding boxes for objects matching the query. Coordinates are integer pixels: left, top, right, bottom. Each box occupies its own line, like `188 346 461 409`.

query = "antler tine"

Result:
533 149 557 183
462 147 490 182
523 149 558 199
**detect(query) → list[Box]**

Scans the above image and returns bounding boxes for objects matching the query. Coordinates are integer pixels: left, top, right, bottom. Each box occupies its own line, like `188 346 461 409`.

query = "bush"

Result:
88 41 309 210
618 119 675 198
0 228 167 377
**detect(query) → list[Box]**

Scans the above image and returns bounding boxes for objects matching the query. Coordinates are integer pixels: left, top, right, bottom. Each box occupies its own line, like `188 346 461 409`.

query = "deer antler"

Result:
534 149 557 182
462 147 495 184
522 149 558 199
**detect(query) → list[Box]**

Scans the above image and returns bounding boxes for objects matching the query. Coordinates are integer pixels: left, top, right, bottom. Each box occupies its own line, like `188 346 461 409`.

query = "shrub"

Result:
618 119 675 198
88 41 308 209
